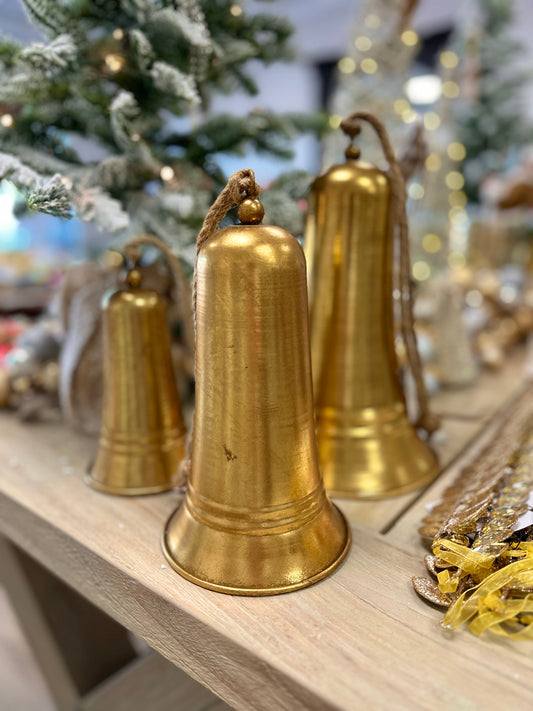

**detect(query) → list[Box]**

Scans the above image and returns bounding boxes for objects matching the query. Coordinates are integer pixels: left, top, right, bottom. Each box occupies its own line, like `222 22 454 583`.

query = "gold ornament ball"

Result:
238 198 264 225
345 144 361 161
125 268 142 288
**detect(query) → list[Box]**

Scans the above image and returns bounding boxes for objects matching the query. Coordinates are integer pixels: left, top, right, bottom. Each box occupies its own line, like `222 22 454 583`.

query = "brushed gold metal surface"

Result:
163 222 350 595
305 158 438 499
88 275 186 495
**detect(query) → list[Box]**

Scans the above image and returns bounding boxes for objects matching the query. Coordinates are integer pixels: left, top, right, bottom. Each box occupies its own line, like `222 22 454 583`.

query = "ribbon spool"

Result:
163 170 350 595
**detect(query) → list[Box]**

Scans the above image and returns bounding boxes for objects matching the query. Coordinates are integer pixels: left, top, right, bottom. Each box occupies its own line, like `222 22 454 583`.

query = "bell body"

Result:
88 283 186 495
163 223 350 595
305 158 438 499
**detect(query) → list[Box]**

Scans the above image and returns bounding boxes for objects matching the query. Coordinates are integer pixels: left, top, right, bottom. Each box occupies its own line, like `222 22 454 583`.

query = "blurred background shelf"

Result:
0 286 53 315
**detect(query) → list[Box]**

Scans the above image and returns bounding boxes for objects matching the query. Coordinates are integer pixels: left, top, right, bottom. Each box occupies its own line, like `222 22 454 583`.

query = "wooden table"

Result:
1 349 532 711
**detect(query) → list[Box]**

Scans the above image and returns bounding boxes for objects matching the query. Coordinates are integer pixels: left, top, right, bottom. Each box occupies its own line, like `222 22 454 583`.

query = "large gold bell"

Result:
88 268 186 495
163 196 350 595
305 140 438 499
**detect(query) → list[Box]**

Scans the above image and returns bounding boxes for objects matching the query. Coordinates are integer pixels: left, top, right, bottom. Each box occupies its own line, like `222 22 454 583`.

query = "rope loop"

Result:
341 112 439 435
123 234 195 361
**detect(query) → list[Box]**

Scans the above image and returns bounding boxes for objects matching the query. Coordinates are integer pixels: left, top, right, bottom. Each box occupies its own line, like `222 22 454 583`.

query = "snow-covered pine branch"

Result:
0 34 77 102
120 0 151 23
148 8 211 48
26 176 73 218
0 144 81 179
150 62 200 104
109 91 156 168
74 187 130 234
110 91 142 154
0 151 46 189
0 151 72 217
18 34 77 78
21 0 72 38
128 29 154 71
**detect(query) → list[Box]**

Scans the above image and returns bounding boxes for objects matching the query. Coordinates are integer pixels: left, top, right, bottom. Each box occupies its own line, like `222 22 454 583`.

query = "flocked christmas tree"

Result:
323 0 421 169
455 0 531 204
408 48 468 279
0 0 325 255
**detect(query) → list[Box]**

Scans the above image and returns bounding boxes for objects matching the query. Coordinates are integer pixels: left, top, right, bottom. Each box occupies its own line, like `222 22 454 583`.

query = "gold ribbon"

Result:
434 540 533 638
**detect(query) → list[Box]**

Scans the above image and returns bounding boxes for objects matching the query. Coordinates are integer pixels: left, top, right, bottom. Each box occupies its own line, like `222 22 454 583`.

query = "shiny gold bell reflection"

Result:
87 267 186 495
163 195 350 595
305 135 438 499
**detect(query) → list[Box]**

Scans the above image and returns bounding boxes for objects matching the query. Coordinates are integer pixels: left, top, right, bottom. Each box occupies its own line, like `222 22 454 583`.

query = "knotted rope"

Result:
192 168 260 328
179 168 261 481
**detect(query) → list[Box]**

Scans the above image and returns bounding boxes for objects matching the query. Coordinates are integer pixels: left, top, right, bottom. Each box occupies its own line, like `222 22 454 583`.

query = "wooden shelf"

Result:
0 349 532 710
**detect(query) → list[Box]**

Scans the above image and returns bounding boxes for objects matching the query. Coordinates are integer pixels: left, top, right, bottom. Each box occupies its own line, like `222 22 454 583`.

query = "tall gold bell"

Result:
163 197 350 595
305 144 438 499
87 268 186 495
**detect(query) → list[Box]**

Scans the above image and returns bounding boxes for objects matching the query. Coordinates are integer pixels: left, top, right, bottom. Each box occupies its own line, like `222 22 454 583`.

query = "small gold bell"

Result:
163 179 350 595
305 115 438 499
87 266 186 495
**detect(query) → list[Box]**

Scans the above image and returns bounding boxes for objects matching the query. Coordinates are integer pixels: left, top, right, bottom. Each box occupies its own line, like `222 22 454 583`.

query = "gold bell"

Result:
305 115 438 499
163 182 350 595
87 266 186 495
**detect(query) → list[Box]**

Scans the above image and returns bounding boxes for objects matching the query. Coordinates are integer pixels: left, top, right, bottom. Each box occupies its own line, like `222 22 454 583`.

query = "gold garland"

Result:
413 387 533 638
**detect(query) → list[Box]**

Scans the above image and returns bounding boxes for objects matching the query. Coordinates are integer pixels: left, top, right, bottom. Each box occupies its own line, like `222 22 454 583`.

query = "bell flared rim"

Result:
84 472 176 496
161 503 351 596
317 408 440 500
327 461 439 500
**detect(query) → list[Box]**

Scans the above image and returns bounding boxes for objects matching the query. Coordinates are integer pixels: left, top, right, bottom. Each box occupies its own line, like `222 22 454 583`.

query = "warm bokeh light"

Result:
465 289 483 307
449 190 468 207
329 114 342 129
230 4 243 16
354 36 372 51
338 57 356 73
401 109 418 123
105 53 125 73
448 251 466 269
447 142 466 161
449 207 468 225
412 261 431 281
160 166 175 181
445 171 465 190
364 14 381 29
112 28 124 40
393 99 411 115
423 112 441 131
425 153 441 172
408 182 425 199
0 114 14 128
440 51 459 69
422 233 442 253
500 285 518 304
401 30 418 46
442 80 460 98
405 74 442 104
361 58 378 74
